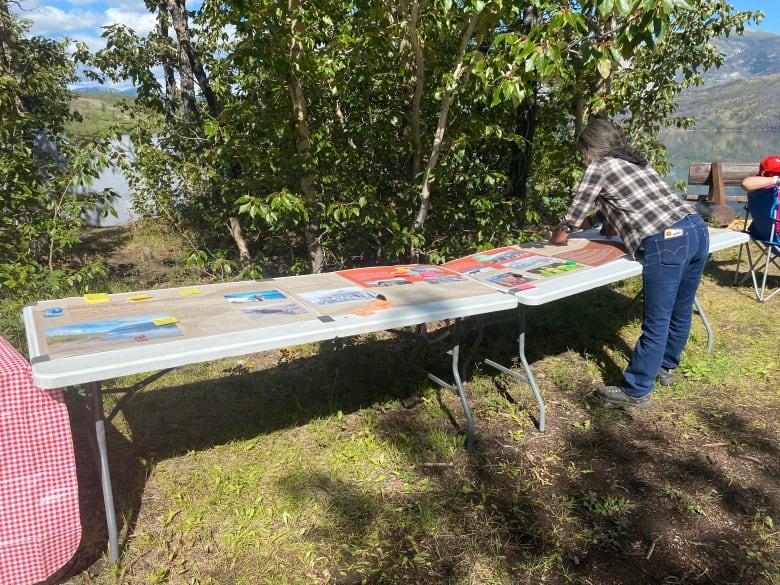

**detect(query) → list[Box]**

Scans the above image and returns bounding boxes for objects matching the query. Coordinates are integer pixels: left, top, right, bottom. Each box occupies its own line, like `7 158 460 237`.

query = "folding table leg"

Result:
87 381 120 563
516 305 546 431
693 296 713 353
448 345 474 453
481 304 546 432
423 344 476 452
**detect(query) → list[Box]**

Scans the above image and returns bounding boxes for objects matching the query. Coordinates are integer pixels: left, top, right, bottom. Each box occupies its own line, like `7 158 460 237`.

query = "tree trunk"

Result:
508 91 538 211
508 5 541 213
164 0 196 120
288 0 325 274
411 12 478 248
155 2 179 123
401 0 424 180
164 0 219 118
228 217 251 261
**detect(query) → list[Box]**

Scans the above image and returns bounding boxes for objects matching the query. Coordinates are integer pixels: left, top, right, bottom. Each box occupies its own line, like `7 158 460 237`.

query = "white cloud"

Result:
12 0 156 42
103 7 157 37
12 0 203 87
18 6 104 37
67 31 111 52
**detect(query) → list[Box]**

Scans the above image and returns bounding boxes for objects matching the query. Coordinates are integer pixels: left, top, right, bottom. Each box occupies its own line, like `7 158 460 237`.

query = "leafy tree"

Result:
471 0 761 222
1 1 116 341
76 0 760 275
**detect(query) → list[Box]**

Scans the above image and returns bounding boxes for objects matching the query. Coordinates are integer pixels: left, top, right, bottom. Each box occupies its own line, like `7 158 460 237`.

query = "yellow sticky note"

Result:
179 289 200 296
84 293 110 303
152 317 179 326
129 294 153 301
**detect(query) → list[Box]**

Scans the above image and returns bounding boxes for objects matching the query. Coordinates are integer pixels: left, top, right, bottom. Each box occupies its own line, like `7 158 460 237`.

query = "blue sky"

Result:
10 0 780 53
729 1 780 34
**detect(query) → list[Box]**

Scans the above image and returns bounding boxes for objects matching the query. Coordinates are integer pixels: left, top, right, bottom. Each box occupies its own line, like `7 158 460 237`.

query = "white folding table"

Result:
22 269 517 563
20 228 747 564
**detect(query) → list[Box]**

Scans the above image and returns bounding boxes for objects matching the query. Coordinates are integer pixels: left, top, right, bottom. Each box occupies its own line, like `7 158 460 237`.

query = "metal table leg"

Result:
87 381 120 563
693 295 713 353
481 304 545 432
423 343 476 452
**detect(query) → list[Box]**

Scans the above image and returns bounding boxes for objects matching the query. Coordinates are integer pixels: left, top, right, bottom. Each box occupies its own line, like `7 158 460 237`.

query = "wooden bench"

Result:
685 162 757 226
686 161 757 205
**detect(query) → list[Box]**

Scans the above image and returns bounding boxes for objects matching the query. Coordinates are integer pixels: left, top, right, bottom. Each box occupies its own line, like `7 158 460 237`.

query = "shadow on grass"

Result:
469 285 640 385
264 392 780 584
56 253 779 583
60 334 428 570
58 285 639 574
72 227 134 267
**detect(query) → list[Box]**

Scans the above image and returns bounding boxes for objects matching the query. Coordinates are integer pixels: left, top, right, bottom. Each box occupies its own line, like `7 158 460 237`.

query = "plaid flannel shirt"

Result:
563 156 697 256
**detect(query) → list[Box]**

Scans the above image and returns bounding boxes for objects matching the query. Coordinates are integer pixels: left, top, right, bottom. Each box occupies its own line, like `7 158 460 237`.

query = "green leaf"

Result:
597 57 612 79
615 0 633 15
598 0 615 18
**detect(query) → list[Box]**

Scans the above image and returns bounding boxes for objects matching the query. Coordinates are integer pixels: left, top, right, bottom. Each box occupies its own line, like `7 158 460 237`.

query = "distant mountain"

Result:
706 30 780 84
70 84 138 97
674 30 780 130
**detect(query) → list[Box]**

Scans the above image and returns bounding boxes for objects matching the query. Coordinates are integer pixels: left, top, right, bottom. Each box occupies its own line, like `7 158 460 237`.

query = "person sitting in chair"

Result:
741 155 780 192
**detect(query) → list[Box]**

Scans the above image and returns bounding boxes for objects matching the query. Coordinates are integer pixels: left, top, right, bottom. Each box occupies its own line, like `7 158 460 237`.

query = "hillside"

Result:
673 30 780 130
674 73 780 130
707 29 780 83
67 91 136 134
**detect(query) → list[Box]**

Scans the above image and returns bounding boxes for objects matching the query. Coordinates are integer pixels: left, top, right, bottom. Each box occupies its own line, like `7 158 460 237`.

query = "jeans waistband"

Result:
636 214 702 258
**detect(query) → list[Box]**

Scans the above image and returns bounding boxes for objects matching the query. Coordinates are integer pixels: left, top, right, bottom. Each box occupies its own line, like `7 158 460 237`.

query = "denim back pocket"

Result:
657 233 689 266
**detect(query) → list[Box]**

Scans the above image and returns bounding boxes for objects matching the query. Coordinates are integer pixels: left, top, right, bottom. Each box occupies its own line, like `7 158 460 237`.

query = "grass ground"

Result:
34 223 780 585
67 92 136 135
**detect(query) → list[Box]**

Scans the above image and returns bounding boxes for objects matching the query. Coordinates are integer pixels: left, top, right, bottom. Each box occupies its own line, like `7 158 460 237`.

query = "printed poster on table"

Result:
442 247 548 291
336 264 466 288
43 313 184 357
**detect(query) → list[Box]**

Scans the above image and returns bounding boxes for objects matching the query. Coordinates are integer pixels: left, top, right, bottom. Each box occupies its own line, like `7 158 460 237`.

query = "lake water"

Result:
661 129 780 200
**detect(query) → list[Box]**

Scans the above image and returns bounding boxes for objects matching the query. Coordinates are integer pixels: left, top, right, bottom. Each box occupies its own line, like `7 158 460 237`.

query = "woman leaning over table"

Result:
549 118 709 408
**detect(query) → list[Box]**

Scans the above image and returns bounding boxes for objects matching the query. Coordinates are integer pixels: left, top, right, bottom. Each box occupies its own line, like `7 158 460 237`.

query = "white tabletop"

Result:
510 228 748 306
22 229 747 388
23 269 517 389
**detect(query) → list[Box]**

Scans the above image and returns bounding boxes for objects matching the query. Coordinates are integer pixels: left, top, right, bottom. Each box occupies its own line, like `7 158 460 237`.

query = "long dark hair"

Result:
577 119 625 161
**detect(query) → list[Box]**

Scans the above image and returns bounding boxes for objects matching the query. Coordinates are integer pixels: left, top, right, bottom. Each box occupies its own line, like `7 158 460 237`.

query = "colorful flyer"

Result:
337 264 464 288
44 313 183 353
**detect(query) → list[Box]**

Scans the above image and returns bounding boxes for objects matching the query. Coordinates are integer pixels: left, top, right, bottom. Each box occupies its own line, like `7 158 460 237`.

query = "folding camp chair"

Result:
734 186 780 302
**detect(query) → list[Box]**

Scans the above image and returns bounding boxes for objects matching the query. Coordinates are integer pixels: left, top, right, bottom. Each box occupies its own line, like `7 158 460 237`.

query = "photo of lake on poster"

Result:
44 313 183 357
224 289 287 303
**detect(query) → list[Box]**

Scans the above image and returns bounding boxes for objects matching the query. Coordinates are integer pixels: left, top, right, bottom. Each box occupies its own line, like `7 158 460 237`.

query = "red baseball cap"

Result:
759 155 780 176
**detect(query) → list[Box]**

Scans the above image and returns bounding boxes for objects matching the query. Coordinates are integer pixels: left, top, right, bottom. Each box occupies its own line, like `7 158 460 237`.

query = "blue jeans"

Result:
622 214 710 397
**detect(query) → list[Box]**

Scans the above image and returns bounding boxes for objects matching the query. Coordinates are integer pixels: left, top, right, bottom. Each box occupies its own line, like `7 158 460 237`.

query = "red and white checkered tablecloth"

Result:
0 336 81 585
